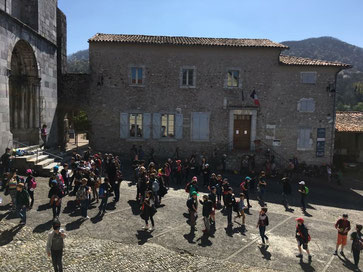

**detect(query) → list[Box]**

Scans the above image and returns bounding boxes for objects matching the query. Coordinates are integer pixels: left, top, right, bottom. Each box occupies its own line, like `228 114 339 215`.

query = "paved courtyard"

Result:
0 175 362 272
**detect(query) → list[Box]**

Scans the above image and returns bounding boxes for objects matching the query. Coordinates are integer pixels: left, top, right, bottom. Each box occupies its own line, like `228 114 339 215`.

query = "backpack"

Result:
30 178 37 189
76 186 87 200
304 186 309 195
99 186 105 198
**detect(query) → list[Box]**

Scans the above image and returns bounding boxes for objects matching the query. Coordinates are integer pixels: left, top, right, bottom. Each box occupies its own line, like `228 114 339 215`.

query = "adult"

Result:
295 217 312 262
46 219 66 272
281 177 292 211
40 124 48 149
98 178 112 215
16 183 30 224
0 147 11 178
199 195 213 234
224 187 235 227
8 169 20 210
334 214 351 256
113 169 122 202
240 176 252 209
60 164 70 195
351 224 363 269
257 171 267 206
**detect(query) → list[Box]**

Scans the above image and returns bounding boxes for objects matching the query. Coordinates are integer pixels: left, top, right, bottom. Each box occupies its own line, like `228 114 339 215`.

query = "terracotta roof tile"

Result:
88 33 288 49
336 111 363 132
279 55 351 68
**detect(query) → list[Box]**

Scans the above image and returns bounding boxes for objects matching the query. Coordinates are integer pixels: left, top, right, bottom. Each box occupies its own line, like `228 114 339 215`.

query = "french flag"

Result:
250 89 260 106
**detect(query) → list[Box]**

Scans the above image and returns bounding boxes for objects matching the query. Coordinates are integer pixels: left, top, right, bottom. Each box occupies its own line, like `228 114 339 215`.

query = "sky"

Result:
59 0 363 55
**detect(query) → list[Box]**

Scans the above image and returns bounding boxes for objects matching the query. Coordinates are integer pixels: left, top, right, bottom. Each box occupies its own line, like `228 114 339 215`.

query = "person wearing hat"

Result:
187 191 198 231
298 181 308 213
15 183 30 224
334 214 351 256
295 217 312 261
187 177 199 198
24 169 36 208
46 219 66 272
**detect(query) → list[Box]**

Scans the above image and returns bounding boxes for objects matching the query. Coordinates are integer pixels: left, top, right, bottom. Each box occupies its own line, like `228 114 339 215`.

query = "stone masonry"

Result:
88 34 350 166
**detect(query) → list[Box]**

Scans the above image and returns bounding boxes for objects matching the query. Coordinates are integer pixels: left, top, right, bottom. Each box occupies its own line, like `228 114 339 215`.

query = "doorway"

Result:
9 40 40 145
233 114 251 150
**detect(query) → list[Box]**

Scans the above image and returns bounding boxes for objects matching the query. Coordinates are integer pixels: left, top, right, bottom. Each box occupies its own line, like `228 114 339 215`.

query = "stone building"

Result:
88 33 350 166
0 0 66 152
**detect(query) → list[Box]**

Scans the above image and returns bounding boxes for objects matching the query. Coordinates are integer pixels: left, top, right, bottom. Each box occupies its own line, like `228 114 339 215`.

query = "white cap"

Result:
299 181 305 185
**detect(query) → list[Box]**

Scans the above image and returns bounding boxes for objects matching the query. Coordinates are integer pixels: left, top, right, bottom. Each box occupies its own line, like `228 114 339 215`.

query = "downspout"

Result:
330 69 341 166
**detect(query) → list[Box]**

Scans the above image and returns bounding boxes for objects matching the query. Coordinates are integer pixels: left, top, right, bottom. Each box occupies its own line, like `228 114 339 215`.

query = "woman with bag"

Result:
141 190 156 231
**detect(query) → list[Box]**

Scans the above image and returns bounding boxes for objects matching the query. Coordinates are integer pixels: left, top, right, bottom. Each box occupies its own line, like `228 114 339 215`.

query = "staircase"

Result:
11 145 64 177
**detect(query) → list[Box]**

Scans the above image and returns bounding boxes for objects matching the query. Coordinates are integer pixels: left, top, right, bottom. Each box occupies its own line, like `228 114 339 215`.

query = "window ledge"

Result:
297 147 314 151
129 84 145 88
180 85 196 89
191 139 210 142
224 86 242 89
159 138 177 142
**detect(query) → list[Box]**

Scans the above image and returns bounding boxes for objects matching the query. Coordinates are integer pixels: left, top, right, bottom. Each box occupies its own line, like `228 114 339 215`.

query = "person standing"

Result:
46 219 66 272
0 147 11 178
187 192 198 231
298 181 308 213
208 186 217 227
225 187 235 227
98 178 112 215
76 178 91 219
257 171 267 206
236 193 247 226
240 177 252 209
199 195 213 234
295 217 312 262
49 180 63 220
8 170 20 210
334 214 351 256
60 164 70 195
16 183 30 224
24 169 36 208
281 177 291 211
351 224 363 270
256 207 269 246
40 124 48 149
113 169 122 202
141 191 156 231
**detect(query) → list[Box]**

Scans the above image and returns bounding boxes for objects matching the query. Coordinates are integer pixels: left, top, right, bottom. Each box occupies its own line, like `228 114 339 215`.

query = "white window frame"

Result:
297 128 313 151
191 112 210 142
180 66 196 88
161 113 175 138
225 68 242 88
300 72 317 84
298 98 315 113
129 65 145 87
129 113 143 138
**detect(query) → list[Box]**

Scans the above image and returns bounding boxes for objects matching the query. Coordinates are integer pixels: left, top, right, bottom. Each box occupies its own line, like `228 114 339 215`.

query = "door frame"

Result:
228 109 257 151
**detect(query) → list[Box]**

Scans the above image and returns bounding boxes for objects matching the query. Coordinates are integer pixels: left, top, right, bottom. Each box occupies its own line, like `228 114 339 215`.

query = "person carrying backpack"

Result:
350 224 363 269
295 217 312 262
98 178 112 215
256 207 269 246
46 219 66 272
25 169 36 208
76 178 91 219
298 181 308 213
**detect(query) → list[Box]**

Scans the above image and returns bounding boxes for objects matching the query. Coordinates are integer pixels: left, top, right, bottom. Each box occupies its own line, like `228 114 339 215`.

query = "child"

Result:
199 195 213 234
295 217 312 262
256 207 269 245
334 214 351 256
236 193 246 226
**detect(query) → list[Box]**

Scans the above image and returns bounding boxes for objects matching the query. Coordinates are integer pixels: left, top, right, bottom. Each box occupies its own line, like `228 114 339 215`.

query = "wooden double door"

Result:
233 114 251 150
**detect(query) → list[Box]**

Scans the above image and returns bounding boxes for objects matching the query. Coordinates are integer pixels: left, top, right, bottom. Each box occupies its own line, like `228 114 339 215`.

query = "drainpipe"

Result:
330 70 340 166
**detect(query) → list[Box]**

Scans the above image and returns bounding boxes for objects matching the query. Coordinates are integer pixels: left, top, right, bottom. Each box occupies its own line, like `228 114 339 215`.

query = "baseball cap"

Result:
191 191 199 196
296 217 304 223
192 176 198 181
299 181 305 185
245 176 251 180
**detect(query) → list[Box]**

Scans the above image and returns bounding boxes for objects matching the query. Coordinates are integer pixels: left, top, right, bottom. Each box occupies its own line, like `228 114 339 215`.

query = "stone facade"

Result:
0 0 65 152
88 35 348 166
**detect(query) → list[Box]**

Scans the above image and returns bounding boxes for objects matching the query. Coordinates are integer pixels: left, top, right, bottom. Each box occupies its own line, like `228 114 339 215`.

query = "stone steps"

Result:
12 145 63 177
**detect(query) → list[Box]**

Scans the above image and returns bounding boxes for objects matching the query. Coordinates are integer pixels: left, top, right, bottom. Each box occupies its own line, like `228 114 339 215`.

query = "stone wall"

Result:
0 2 59 152
88 42 342 165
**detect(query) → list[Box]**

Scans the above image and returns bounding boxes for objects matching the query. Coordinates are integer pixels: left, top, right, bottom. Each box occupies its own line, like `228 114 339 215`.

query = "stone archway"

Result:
9 40 40 145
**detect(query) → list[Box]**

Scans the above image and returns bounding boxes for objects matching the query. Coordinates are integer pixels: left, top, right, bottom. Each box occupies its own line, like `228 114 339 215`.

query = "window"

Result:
301 72 317 84
129 113 143 138
191 112 210 141
227 70 239 87
181 68 195 87
161 114 175 138
131 67 143 85
298 98 315 112
297 128 312 150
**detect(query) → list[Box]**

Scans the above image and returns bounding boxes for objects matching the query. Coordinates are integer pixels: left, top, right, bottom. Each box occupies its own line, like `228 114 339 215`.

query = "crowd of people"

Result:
0 146 362 272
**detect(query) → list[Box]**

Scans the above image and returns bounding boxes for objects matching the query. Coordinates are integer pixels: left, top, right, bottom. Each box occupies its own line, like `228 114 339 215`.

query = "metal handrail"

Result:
9 139 63 163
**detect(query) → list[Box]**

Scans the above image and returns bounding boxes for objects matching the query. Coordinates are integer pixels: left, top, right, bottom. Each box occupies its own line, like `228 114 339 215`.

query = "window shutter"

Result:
199 113 210 140
191 112 200 140
153 113 161 139
120 113 129 139
143 113 151 139
175 114 183 139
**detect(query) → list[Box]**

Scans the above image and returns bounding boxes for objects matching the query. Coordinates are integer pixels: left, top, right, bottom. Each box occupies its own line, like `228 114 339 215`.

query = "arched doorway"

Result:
9 40 40 145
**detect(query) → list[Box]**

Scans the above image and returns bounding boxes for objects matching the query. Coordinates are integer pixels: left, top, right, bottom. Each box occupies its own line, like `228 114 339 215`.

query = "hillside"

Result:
66 37 363 111
67 49 89 73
